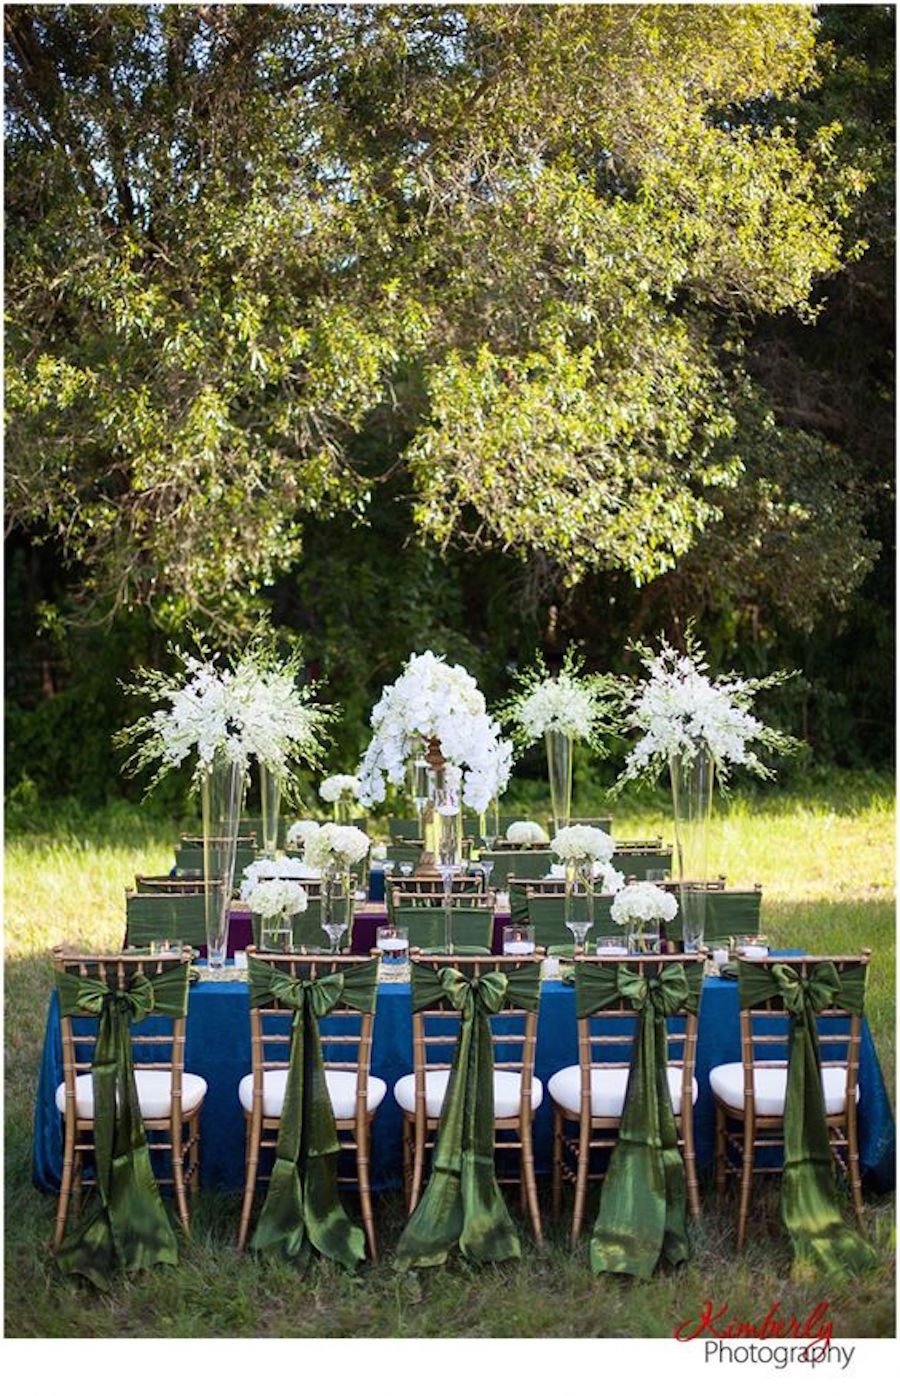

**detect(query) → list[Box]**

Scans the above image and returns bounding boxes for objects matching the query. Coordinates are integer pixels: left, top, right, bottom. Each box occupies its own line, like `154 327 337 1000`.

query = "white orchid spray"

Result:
612 632 801 792
356 650 512 813
116 639 334 794
499 646 616 751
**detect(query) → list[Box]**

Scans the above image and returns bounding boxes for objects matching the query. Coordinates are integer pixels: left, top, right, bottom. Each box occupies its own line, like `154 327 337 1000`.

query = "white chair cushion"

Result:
547 1064 698 1117
55 1070 207 1121
709 1062 857 1116
393 1068 543 1120
238 1068 387 1120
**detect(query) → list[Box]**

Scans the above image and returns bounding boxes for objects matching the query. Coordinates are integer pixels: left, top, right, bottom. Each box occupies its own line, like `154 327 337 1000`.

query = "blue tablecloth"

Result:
33 971 895 1196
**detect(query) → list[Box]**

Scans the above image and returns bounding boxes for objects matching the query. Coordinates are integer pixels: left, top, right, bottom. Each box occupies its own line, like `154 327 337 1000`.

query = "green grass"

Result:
4 776 895 1338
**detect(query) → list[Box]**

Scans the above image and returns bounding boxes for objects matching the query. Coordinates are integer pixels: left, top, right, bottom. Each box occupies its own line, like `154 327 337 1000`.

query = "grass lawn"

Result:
4 773 895 1339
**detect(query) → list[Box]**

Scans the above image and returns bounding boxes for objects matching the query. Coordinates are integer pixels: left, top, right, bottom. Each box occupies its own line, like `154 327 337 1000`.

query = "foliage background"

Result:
4 4 894 814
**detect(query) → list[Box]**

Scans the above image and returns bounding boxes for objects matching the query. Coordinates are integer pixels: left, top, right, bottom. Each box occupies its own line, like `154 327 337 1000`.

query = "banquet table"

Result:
33 963 895 1197
218 904 514 958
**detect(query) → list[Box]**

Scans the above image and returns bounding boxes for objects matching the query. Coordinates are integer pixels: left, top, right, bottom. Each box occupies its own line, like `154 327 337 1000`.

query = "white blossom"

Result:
505 820 549 846
551 825 615 864
319 773 360 803
610 882 679 926
305 822 370 869
245 878 309 919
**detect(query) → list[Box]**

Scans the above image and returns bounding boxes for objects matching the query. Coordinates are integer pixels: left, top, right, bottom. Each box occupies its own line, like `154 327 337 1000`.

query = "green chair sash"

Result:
247 955 379 1270
575 958 703 1279
54 961 190 1288
738 959 876 1277
395 959 542 1270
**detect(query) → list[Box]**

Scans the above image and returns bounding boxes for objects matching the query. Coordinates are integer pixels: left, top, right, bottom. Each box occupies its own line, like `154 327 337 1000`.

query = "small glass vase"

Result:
260 913 295 953
335 794 354 825
201 750 246 970
564 857 594 954
259 762 281 860
669 743 716 952
321 862 351 954
546 729 573 836
627 919 661 955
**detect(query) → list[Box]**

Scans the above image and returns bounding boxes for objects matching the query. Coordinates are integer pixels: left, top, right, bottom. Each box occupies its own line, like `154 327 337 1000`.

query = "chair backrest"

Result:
126 890 208 947
738 953 868 1115
486 849 553 890
569 816 614 833
174 844 257 884
409 952 542 1116
245 950 375 1120
525 890 622 943
384 842 425 868
389 818 421 840
611 844 673 880
134 875 206 895
575 953 704 1112
180 833 257 849
393 891 489 913
386 873 482 919
52 947 192 1121
393 905 495 951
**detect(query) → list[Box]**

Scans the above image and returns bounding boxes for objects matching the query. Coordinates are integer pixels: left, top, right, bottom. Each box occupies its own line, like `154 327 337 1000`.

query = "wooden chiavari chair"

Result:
237 950 385 1258
712 952 869 1249
550 953 703 1242
51 946 205 1249
394 952 544 1242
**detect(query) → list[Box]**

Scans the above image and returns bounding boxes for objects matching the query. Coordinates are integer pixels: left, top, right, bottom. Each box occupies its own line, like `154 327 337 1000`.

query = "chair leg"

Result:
846 1111 865 1231
72 1150 84 1215
736 1115 754 1251
356 1120 378 1263
171 1120 191 1234
401 1116 412 1211
571 1111 591 1246
189 1115 201 1196
714 1104 727 1196
52 1128 76 1253
409 1118 427 1214
238 1113 261 1251
552 1107 563 1223
520 1122 543 1246
681 1108 701 1220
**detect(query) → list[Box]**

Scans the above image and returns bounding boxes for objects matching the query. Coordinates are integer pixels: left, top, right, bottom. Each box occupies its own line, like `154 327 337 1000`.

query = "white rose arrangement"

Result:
319 773 360 804
245 878 309 920
610 882 679 926
499 647 615 749
505 820 549 847
305 822 371 869
356 651 513 813
240 856 313 902
550 825 615 864
613 633 801 791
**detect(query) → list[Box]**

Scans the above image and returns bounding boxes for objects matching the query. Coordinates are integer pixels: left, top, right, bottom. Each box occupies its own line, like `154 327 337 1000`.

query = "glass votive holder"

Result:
503 925 536 956
399 862 414 877
735 935 769 960
377 926 410 969
594 936 630 956
150 939 183 957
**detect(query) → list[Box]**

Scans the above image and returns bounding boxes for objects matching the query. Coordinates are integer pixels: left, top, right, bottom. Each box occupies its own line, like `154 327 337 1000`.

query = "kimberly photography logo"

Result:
674 1300 856 1370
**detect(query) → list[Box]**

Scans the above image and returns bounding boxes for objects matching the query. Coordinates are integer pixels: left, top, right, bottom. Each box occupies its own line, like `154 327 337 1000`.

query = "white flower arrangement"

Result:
610 882 679 927
505 820 548 846
613 633 800 790
305 822 370 869
116 641 333 793
356 651 513 813
551 825 615 864
246 877 309 920
499 647 615 749
319 773 360 804
240 856 313 902
597 864 626 895
286 819 320 853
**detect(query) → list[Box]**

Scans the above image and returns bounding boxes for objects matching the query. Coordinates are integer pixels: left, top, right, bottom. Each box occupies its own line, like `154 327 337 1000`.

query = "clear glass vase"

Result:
669 743 716 952
260 913 295 953
259 762 281 860
335 794 354 825
627 918 661 955
546 729 573 836
321 863 351 954
564 857 594 954
201 751 246 969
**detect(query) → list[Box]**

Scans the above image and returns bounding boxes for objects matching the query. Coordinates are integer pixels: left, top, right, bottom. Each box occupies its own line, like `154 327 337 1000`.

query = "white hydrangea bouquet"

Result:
117 640 333 794
550 825 615 865
356 650 513 813
305 823 371 869
610 882 679 927
498 647 615 750
286 819 320 853
240 856 313 902
245 878 309 920
612 633 800 792
505 820 549 847
319 773 360 805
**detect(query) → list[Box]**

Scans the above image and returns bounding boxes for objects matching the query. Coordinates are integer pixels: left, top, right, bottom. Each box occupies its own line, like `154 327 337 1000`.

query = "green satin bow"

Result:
54 962 190 1289
247 955 379 1270
575 958 703 1279
738 959 876 1277
395 960 542 1269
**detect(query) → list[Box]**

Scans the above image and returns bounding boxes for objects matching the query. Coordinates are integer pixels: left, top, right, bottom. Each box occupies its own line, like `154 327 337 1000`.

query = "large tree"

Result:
5 3 872 631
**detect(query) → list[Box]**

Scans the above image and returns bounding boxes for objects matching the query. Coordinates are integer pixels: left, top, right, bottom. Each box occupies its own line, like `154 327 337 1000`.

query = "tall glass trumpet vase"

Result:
564 858 594 955
321 864 351 955
669 744 716 952
546 729 573 836
201 752 246 970
335 795 355 826
435 768 463 954
259 762 281 859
